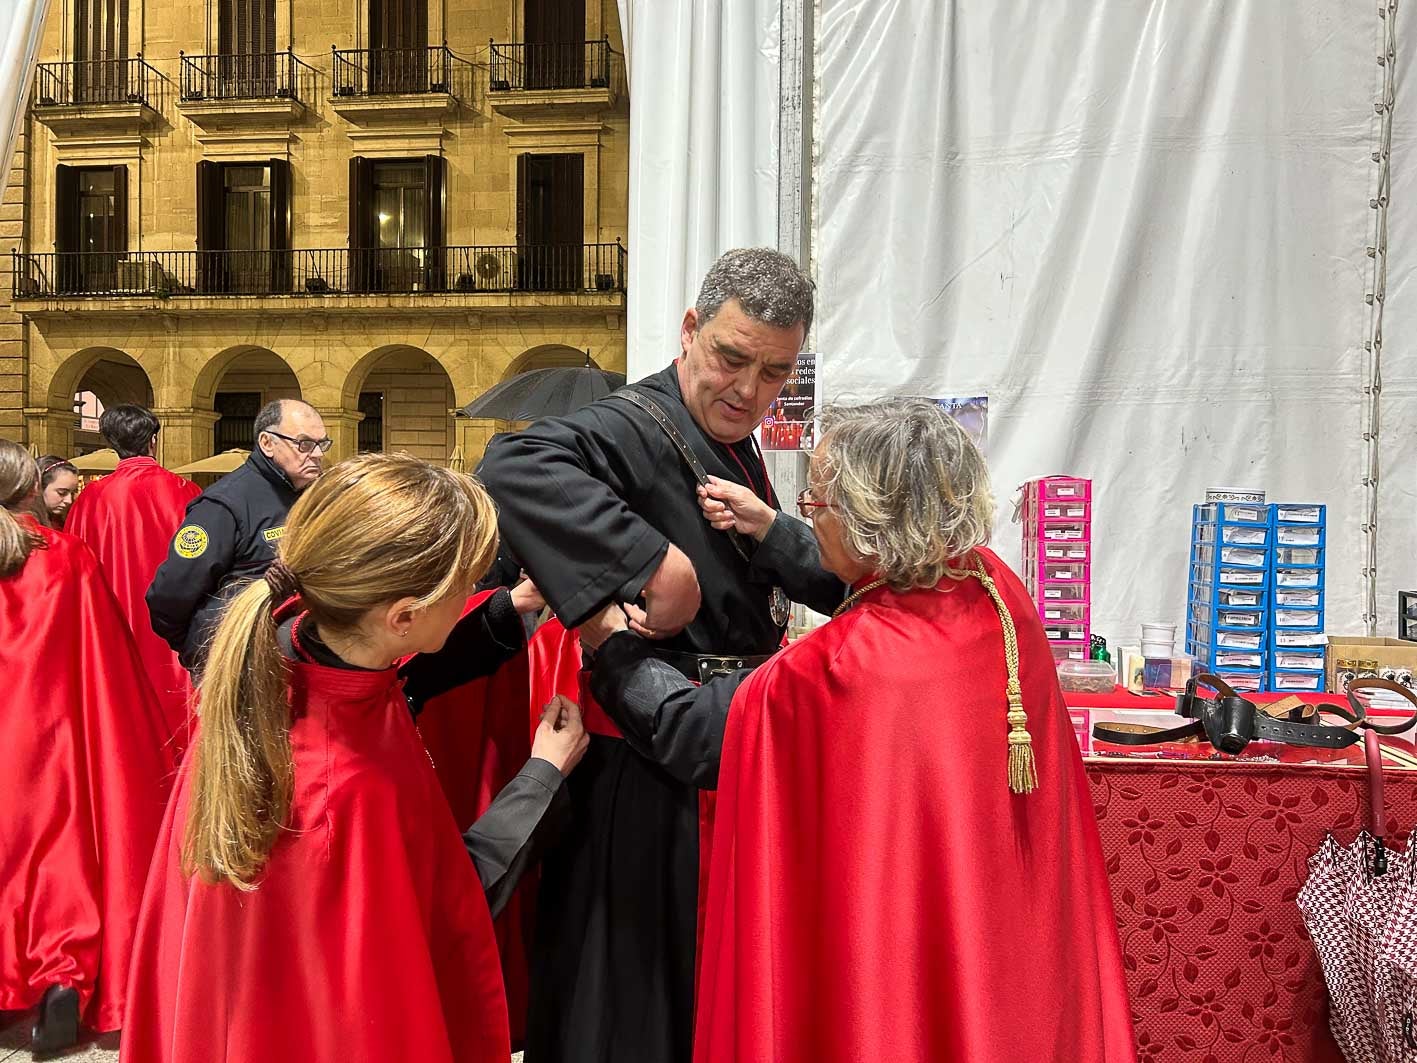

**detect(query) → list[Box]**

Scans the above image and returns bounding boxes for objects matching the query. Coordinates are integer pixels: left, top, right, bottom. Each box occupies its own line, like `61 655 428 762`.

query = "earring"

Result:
398 630 408 638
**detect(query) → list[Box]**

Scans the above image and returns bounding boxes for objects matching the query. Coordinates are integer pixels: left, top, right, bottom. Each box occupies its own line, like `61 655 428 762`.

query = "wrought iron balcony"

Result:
331 45 469 98
179 50 313 103
33 57 164 109
12 243 628 300
489 39 612 92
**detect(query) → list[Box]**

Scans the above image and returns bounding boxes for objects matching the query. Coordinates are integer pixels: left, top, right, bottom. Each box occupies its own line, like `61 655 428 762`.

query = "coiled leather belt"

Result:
1092 675 1417 754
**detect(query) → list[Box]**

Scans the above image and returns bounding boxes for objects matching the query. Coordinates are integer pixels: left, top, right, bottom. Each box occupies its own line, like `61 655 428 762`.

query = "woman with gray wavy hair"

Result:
579 397 1134 1063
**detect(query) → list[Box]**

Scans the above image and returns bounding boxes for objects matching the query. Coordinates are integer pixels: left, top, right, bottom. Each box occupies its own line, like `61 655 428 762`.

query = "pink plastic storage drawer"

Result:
1034 477 1092 502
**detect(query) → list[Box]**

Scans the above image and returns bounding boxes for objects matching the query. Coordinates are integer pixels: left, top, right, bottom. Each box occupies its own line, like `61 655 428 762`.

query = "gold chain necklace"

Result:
832 577 890 618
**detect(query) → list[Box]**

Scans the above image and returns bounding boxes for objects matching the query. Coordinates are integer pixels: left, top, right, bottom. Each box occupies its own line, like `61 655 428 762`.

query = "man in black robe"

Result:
479 248 843 1063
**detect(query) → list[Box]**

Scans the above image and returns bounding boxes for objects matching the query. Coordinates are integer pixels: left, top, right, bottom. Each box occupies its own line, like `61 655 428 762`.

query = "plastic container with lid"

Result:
1056 658 1116 694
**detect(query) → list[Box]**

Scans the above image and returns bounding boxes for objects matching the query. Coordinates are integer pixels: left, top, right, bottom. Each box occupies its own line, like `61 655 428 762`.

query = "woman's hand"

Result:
510 578 545 616
698 476 777 542
578 601 630 651
531 695 590 777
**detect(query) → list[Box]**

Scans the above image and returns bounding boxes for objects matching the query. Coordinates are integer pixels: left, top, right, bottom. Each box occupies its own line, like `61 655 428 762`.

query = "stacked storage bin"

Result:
1021 477 1092 663
1268 504 1326 692
1185 501 1271 693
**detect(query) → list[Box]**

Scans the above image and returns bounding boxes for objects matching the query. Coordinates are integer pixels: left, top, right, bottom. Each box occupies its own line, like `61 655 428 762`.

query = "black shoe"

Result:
30 985 79 1058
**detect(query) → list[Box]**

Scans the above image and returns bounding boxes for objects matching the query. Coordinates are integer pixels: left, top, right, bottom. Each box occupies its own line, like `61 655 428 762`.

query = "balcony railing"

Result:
12 243 628 299
332 45 468 97
33 57 163 108
180 50 313 103
489 39 612 92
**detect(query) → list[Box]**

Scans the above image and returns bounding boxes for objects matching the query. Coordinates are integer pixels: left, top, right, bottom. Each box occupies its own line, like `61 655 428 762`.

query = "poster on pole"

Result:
761 351 816 451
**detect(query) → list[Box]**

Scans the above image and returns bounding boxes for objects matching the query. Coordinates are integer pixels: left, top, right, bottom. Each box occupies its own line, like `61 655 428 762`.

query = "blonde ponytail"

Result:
182 578 292 890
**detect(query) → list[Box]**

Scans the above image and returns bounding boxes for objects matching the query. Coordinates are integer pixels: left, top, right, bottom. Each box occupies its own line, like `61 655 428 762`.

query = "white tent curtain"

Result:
0 0 48 200
616 0 782 379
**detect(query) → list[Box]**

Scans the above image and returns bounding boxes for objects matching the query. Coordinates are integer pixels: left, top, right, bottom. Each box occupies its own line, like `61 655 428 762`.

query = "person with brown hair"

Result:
65 405 202 750
121 452 588 1063
33 454 78 528
0 439 175 1057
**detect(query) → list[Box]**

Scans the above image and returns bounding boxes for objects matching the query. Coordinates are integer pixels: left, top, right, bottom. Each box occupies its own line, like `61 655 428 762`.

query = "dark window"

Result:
369 0 428 93
214 391 261 452
524 0 585 89
349 155 445 292
55 164 127 292
74 0 129 103
516 153 583 290
358 391 384 452
218 0 277 97
197 159 291 293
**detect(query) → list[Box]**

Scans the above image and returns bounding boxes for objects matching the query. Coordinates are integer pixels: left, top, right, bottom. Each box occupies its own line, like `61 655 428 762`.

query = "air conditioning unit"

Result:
116 258 163 293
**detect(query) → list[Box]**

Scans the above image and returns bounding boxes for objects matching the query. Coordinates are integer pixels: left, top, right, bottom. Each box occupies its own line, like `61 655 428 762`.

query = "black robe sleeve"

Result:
477 403 672 629
748 513 846 616
463 757 570 918
398 588 527 716
588 631 748 789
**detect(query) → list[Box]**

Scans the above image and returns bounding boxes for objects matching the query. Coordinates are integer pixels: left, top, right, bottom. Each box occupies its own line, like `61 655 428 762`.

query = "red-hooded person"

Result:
0 440 175 1056
579 400 1137 1063
121 453 587 1063
65 404 201 750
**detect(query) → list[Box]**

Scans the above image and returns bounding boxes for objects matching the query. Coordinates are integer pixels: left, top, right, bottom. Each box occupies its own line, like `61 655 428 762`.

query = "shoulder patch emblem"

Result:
174 525 209 559
263 526 285 543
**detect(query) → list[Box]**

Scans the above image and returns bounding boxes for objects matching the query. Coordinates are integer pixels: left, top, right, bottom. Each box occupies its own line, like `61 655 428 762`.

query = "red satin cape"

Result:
694 549 1137 1063
0 522 175 1031
120 657 510 1063
64 457 201 751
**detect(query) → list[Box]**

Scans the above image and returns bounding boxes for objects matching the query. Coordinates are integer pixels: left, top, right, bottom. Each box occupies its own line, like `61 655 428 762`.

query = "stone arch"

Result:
501 343 599 381
192 345 303 412
343 344 456 462
42 347 155 455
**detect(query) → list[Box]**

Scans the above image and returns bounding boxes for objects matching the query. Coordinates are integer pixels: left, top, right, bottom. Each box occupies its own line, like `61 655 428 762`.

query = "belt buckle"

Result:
696 656 747 682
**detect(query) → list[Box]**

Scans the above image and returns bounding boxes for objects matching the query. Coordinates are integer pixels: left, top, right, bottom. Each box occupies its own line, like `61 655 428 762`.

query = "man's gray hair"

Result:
695 247 815 336
253 399 288 442
816 398 995 591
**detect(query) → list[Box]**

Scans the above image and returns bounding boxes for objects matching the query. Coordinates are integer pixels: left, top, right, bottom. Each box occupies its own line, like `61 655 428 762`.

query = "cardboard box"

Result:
1326 635 1417 693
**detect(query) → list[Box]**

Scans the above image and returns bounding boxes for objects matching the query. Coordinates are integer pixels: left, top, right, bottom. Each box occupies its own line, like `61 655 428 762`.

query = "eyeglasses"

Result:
265 430 333 456
797 489 829 521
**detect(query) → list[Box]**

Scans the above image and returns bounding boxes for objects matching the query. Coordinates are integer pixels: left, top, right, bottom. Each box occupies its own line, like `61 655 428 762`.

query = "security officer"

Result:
147 399 329 674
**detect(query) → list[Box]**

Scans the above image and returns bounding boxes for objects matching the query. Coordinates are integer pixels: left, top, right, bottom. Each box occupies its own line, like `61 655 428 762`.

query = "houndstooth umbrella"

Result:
1299 729 1417 1061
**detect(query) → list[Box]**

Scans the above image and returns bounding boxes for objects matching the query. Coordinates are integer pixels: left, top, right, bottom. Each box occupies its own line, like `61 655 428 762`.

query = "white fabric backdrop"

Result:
814 0 1381 642
616 0 782 378
0 0 47 198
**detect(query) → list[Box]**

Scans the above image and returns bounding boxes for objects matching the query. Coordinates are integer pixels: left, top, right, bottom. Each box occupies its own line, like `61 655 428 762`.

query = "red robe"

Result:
0 520 175 1032
121 655 511 1063
64 456 201 750
694 549 1137 1063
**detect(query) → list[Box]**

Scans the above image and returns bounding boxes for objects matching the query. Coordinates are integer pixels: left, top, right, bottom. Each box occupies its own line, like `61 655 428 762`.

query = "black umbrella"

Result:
458 355 626 421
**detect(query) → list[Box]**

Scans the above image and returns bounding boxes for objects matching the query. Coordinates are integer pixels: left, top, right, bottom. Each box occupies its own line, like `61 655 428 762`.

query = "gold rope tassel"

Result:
973 558 1039 795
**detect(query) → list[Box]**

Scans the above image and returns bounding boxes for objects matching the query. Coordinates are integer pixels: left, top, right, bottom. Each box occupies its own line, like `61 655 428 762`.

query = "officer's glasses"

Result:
266 430 333 456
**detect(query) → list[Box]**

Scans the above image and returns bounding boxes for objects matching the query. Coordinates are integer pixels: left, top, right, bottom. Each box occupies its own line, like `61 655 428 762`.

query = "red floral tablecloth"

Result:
1088 759 1417 1062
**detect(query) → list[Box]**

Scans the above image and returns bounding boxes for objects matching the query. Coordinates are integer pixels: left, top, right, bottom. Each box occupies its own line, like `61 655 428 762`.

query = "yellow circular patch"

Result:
174 525 209 559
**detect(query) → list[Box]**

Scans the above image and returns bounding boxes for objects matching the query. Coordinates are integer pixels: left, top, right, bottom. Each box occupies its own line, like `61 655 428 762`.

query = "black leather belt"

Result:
653 650 776 682
1092 675 1417 754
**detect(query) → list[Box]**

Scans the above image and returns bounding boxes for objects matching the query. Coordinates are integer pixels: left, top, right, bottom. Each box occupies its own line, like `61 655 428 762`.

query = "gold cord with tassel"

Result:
971 557 1039 795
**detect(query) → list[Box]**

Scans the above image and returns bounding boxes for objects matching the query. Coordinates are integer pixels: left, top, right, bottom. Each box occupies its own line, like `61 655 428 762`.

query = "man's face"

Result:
677 299 804 444
259 407 328 490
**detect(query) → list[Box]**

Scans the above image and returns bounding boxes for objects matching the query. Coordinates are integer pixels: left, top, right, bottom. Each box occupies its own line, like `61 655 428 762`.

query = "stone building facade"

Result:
0 0 628 468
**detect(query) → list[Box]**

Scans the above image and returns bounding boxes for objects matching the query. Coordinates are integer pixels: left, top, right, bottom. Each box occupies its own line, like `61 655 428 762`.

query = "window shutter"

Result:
424 154 445 290
349 156 373 291
111 164 128 255
54 165 78 253
269 158 291 292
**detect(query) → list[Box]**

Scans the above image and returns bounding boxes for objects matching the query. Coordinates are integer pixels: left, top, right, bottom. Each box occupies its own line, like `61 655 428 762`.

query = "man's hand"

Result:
698 476 777 542
531 695 590 777
638 543 700 638
578 601 629 652
510 578 545 616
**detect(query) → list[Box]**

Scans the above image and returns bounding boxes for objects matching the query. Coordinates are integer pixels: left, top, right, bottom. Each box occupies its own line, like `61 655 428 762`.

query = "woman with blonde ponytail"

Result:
0 439 175 1055
121 452 589 1063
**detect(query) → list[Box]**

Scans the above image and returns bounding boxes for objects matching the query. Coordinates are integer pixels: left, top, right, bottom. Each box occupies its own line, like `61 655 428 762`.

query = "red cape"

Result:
0 522 175 1031
65 456 201 751
694 549 1136 1063
121 657 510 1063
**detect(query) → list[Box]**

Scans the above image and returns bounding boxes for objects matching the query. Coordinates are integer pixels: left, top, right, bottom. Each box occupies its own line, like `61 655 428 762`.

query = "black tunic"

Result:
478 363 843 1063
